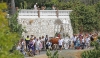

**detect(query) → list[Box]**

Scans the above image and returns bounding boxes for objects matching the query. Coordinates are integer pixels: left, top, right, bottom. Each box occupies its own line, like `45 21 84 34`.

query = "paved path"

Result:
25 48 94 58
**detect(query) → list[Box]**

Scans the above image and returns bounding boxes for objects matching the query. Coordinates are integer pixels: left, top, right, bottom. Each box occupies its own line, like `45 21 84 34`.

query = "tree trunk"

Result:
11 0 16 15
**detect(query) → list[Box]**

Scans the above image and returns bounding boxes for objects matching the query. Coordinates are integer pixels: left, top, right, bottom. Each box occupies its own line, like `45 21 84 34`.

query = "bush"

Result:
82 41 100 58
81 49 100 58
46 49 59 58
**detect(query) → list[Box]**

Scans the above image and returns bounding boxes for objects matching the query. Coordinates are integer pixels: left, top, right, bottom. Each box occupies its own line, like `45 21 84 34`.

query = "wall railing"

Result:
18 9 72 18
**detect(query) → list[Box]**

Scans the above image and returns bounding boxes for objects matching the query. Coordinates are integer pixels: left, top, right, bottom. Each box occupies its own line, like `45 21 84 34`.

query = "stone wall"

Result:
18 18 73 38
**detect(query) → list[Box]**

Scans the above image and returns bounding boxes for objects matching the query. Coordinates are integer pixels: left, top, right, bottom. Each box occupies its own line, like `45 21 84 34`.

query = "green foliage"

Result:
90 41 100 50
98 36 100 40
20 1 28 9
38 0 100 34
70 1 100 33
81 49 100 58
0 3 7 9
82 41 100 58
46 49 59 58
48 0 59 5
94 1 100 31
8 11 24 37
0 2 24 58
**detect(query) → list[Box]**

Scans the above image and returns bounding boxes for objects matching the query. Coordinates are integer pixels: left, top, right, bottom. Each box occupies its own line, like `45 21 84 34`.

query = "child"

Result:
46 40 52 50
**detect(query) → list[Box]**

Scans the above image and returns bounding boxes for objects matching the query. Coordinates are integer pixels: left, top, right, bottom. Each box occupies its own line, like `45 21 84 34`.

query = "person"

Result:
32 38 36 55
63 36 69 49
34 3 37 10
25 35 30 51
85 36 90 48
30 35 34 39
46 40 52 50
41 36 45 49
28 39 35 56
52 5 56 10
39 37 43 49
81 36 85 49
35 38 42 54
34 37 37 41
72 34 77 48
75 37 80 49
68 36 73 49
16 41 21 51
16 39 26 55
41 5 46 10
33 36 37 54
58 38 63 52
45 35 49 45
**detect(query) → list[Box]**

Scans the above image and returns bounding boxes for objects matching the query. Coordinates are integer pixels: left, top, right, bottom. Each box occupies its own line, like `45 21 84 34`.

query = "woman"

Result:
75 37 80 49
29 39 35 56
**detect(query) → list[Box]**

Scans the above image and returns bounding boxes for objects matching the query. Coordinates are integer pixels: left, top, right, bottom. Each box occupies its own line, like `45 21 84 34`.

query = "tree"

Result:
70 1 98 33
0 2 24 58
94 1 100 32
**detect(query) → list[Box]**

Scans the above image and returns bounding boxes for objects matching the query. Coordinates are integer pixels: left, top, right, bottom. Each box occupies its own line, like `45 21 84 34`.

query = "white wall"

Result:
18 10 73 38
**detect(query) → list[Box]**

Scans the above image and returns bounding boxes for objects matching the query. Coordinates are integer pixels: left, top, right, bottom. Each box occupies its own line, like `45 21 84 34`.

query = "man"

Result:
45 35 49 50
45 35 49 44
35 38 41 54
58 38 63 52
25 35 30 51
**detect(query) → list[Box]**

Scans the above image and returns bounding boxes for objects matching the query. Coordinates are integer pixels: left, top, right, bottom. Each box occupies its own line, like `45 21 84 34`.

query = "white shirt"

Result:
82 38 85 43
32 40 35 44
58 39 63 45
34 4 37 10
86 37 90 43
46 41 52 46
41 38 45 42
36 40 41 47
16 45 21 50
72 36 77 42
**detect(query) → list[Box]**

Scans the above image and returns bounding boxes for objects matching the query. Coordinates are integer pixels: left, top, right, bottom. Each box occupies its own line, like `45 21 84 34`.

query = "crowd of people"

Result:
70 33 98 50
16 35 52 56
16 33 99 56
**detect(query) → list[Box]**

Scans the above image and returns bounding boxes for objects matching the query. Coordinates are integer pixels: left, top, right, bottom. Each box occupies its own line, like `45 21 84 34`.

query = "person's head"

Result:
21 38 24 42
46 35 48 38
42 36 44 38
73 34 74 36
37 38 39 41
34 37 36 39
31 35 34 37
30 39 33 41
39 37 41 40
27 35 29 38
